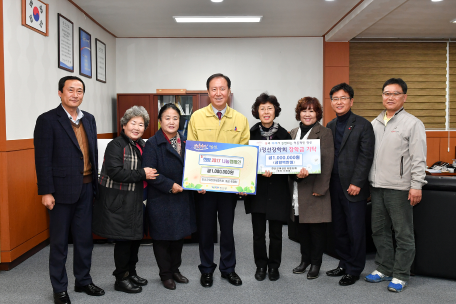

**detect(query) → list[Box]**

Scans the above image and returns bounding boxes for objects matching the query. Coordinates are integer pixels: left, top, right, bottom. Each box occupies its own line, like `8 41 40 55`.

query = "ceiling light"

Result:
211 0 224 2
431 0 443 2
173 16 262 23
451 19 456 23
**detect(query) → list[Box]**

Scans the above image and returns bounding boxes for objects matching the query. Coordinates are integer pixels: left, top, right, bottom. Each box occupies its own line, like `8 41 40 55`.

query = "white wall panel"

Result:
3 0 117 140
116 37 323 132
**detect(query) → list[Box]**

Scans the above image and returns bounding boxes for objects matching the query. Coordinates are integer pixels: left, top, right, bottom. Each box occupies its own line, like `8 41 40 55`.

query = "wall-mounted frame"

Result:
95 39 106 83
79 28 92 78
57 14 74 72
21 0 49 36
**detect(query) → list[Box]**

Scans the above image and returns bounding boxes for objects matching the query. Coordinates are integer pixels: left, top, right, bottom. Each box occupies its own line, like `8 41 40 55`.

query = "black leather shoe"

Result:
293 261 311 274
307 265 320 279
74 283 105 296
221 272 242 286
200 273 213 288
173 272 189 283
130 275 148 286
53 291 71 304
162 279 176 290
339 274 360 286
268 268 280 281
326 266 346 277
255 267 267 281
114 278 142 293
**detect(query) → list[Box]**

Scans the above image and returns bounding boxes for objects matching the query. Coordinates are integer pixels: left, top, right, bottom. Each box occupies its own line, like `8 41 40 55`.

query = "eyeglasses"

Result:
382 92 404 98
331 97 351 102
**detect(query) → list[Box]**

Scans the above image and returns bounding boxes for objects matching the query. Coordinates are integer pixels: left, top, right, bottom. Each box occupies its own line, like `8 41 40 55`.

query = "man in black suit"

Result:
325 83 375 286
34 76 105 304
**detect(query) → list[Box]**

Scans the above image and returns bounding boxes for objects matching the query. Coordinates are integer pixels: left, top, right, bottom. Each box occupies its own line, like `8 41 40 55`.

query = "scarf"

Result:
299 122 316 139
259 122 279 140
169 133 182 156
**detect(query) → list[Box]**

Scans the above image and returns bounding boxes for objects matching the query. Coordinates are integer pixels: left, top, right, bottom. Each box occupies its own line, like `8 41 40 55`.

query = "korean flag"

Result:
25 0 47 34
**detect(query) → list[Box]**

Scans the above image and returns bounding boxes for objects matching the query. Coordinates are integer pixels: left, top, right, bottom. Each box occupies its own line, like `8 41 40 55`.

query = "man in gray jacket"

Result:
365 78 427 293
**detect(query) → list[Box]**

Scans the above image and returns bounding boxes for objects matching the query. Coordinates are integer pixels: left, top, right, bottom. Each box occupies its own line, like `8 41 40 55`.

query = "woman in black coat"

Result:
142 104 196 291
93 106 158 294
245 93 292 282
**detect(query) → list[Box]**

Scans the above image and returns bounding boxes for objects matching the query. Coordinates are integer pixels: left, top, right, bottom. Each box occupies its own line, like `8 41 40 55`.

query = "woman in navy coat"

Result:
142 103 196 291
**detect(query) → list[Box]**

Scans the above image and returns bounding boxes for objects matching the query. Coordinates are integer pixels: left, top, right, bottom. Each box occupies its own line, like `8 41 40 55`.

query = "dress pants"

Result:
296 216 326 266
330 176 366 276
251 213 283 269
370 187 414 282
49 183 93 293
196 191 237 274
152 239 185 281
113 240 141 280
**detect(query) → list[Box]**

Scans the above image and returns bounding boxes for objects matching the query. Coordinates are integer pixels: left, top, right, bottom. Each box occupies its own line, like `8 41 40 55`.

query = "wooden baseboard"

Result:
0 133 117 152
1 229 49 263
0 238 49 271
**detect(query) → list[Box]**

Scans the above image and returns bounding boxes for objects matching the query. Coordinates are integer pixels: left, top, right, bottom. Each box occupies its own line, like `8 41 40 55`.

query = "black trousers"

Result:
152 239 184 281
49 183 93 293
330 176 366 276
296 216 326 266
196 192 237 274
113 240 141 280
251 213 283 269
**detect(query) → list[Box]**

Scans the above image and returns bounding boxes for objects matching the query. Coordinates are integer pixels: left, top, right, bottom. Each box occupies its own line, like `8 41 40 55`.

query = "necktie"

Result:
217 112 222 120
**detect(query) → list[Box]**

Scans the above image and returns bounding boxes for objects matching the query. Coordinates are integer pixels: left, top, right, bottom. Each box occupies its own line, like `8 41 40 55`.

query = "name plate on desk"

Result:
249 139 321 174
182 141 258 194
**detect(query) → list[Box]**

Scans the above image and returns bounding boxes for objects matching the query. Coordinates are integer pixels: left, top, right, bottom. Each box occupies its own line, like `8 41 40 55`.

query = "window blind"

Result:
349 42 447 129
450 42 456 129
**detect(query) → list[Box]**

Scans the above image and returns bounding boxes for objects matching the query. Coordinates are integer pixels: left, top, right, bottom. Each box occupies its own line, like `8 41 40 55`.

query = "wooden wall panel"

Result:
6 149 48 250
323 41 349 125
0 133 116 266
5 139 33 151
0 153 8 262
426 138 440 167
97 133 116 139
116 94 151 139
0 0 5 152
324 67 350 94
426 131 456 165
323 66 349 123
323 98 334 126
438 137 456 164
324 42 349 67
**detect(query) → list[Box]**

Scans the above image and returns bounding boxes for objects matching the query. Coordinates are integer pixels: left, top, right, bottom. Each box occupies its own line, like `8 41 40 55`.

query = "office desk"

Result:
412 175 456 280
426 171 456 176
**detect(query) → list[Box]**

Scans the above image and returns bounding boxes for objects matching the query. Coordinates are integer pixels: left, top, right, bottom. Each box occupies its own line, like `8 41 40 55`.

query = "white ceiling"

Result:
71 0 456 40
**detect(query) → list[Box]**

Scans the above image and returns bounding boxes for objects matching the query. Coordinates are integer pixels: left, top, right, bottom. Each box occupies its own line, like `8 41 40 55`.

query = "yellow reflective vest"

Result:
187 104 250 145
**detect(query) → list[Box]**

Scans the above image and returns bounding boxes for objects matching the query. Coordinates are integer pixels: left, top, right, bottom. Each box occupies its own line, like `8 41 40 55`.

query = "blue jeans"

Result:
370 187 415 281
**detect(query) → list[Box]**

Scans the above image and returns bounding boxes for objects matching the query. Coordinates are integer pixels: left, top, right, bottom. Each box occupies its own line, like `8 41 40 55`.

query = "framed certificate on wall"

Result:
21 0 49 36
79 28 92 78
57 14 74 72
95 38 106 83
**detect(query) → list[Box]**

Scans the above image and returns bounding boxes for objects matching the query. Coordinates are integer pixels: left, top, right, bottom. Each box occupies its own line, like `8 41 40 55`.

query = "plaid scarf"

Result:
169 132 182 156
